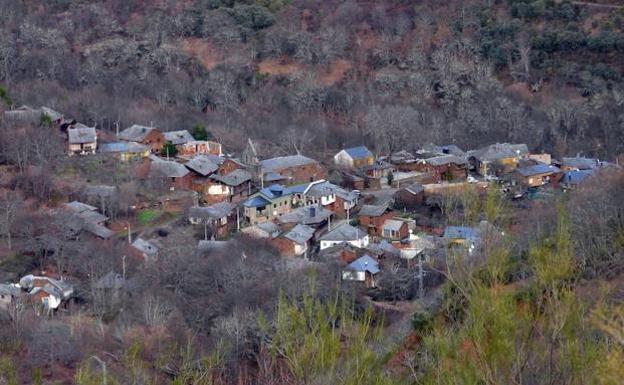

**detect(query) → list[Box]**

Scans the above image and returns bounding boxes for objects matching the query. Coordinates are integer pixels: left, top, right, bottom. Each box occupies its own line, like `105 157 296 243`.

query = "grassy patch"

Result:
137 209 162 225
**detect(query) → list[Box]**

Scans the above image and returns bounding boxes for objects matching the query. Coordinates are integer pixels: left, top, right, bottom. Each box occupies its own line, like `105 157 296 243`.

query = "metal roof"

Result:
99 141 149 153
561 157 600 170
562 169 593 184
443 226 479 240
516 163 560 177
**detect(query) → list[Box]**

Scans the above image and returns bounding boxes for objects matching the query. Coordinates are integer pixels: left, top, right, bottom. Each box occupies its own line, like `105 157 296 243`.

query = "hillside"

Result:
0 0 623 158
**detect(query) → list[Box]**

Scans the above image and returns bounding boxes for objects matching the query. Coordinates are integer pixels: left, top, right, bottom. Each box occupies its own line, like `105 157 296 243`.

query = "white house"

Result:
341 255 380 287
334 146 374 170
318 223 369 250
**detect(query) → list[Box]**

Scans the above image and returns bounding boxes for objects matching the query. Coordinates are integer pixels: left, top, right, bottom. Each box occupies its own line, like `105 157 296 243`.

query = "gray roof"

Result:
149 160 190 178
64 201 108 224
185 155 219 176
561 157 600 170
164 130 194 145
283 224 315 245
210 169 252 186
65 201 98 213
99 141 149 153
118 124 157 142
260 155 318 172
41 107 64 122
188 202 234 220
4 105 42 122
68 125 97 144
382 219 405 232
425 154 467 166
278 205 333 225
403 183 424 195
358 204 388 217
0 283 20 297
347 255 380 274
84 185 117 198
319 223 365 242
83 221 114 239
471 143 529 162
132 238 160 258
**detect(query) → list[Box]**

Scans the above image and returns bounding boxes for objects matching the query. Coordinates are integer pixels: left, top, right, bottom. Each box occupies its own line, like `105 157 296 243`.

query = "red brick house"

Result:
148 159 192 190
414 155 467 182
118 125 165 154
357 204 392 237
271 224 315 257
393 183 425 210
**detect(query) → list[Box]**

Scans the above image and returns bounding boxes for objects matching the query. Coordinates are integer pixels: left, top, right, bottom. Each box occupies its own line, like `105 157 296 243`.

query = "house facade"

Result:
118 125 165 153
334 146 374 170
319 223 369 250
469 143 529 176
414 155 467 182
243 185 293 225
260 155 326 185
357 204 392 237
67 124 97 155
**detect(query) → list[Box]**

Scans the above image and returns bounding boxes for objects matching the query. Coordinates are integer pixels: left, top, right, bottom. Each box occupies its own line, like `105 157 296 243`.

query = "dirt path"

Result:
571 1 624 9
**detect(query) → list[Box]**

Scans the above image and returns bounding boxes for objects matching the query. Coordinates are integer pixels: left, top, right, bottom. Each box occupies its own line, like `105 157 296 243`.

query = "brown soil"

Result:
258 58 303 76
181 38 220 71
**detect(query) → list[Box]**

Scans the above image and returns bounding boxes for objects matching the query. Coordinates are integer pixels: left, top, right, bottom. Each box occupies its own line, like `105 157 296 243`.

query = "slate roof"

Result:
164 130 195 145
197 240 231 252
343 146 373 159
403 183 424 195
99 142 149 153
471 143 529 162
516 163 560 177
358 204 388 217
263 172 284 182
347 255 380 274
149 160 190 178
65 201 98 213
41 107 64 122
561 157 600 170
283 224 315 245
278 205 332 225
211 169 252 186
244 195 272 208
185 155 219 176
260 155 318 172
242 222 281 238
68 125 97 144
443 226 479 240
118 124 157 142
188 202 234 220
425 154 467 166
382 219 405 232
319 223 365 242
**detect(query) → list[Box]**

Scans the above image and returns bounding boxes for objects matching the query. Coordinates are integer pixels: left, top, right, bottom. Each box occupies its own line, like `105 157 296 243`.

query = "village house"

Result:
559 157 602 171
272 224 316 257
99 142 150 161
561 169 594 190
362 160 395 188
164 130 223 156
381 219 409 240
515 163 561 187
148 159 192 191
394 233 438 267
341 255 380 288
67 124 97 155
414 154 467 182
394 183 425 210
389 150 418 171
277 205 333 232
118 124 165 153
129 238 161 262
259 155 326 185
319 223 369 250
243 184 293 225
289 180 359 219
443 226 480 253
334 146 375 170
4 105 65 126
241 221 280 239
357 204 393 237
209 169 254 203
187 202 236 238
19 275 74 312
468 143 529 176
61 201 114 240
184 155 220 200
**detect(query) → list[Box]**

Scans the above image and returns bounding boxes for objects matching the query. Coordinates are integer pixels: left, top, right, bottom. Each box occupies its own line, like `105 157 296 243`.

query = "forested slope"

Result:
1 0 624 157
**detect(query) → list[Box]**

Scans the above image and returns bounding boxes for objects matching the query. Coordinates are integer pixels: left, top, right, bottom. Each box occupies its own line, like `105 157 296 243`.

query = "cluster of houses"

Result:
2 105 615 294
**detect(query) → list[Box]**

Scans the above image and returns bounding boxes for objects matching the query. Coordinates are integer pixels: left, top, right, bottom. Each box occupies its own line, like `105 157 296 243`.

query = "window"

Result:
273 204 277 208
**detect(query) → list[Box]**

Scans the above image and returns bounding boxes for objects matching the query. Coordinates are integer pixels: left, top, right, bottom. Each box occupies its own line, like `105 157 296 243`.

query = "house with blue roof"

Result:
334 146 374 170
242 184 294 225
443 226 480 248
342 255 380 287
515 163 560 187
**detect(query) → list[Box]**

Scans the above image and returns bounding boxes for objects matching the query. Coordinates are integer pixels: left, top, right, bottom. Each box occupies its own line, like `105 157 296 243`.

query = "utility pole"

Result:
236 207 240 231
418 253 424 299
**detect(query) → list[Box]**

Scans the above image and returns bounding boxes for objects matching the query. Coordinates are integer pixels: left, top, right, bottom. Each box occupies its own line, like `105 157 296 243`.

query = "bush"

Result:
226 5 275 30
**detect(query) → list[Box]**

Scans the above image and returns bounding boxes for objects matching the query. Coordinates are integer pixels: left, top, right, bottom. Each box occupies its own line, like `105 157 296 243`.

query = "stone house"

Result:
414 154 467 182
357 204 392 237
393 183 425 210
67 124 97 155
468 143 529 176
259 155 326 185
118 125 165 153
